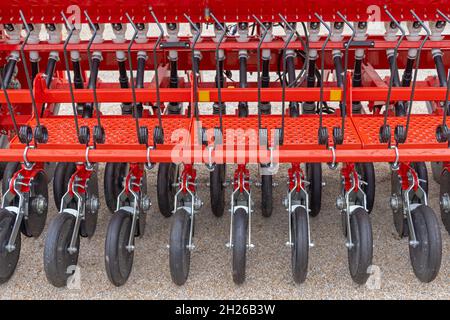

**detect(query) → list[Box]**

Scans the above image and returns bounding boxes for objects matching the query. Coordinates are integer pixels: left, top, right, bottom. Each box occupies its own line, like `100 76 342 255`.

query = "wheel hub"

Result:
440 193 450 213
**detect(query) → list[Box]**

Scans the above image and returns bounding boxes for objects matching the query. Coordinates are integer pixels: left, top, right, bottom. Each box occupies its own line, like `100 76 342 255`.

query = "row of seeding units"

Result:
0 0 449 288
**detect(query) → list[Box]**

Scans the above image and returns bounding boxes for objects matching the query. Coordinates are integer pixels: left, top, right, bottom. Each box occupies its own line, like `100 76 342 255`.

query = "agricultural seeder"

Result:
0 0 448 288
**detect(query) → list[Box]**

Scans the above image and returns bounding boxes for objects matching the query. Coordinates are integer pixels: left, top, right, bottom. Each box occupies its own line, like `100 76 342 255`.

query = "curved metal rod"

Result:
0 72 19 138
252 15 269 130
314 13 332 142
278 14 296 145
61 11 81 139
149 8 164 132
19 11 41 131
403 10 430 141
437 10 450 125
382 7 406 137
125 13 145 144
184 14 201 121
209 12 226 134
84 11 103 137
336 11 356 139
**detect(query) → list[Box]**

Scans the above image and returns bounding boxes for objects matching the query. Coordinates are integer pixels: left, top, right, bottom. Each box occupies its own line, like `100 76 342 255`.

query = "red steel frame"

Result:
1 2 450 165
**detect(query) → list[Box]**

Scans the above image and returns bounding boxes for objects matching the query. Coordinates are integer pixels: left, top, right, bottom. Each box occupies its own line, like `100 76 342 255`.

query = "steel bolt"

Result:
32 195 48 215
336 195 345 211
440 193 450 213
390 194 399 211
140 195 151 211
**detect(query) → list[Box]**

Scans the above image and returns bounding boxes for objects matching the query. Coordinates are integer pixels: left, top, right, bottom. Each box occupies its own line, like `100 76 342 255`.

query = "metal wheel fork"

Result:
338 165 368 249
61 165 93 255
227 169 253 250
172 167 202 251
400 166 428 247
284 171 313 249
2 164 44 252
116 169 151 252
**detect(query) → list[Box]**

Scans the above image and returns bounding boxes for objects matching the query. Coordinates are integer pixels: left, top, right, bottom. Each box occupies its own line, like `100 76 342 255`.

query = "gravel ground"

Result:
0 23 449 300
0 162 448 300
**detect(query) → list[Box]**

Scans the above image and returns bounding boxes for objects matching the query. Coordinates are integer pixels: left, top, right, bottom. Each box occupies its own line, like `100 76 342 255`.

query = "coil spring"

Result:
318 127 329 146
34 125 49 144
332 127 343 145
93 125 105 144
436 124 449 143
394 125 406 144
153 126 164 145
379 124 391 144
138 126 149 145
18 125 33 144
78 126 90 145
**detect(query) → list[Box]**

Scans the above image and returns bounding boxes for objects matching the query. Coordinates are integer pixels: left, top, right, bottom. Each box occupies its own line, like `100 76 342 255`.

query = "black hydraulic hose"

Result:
401 57 415 87
353 58 362 88
388 54 406 116
134 55 146 117
261 59 270 88
352 58 363 109
434 54 447 87
215 60 225 89
170 60 178 88
333 55 344 87
286 55 296 85
118 60 129 89
44 57 57 88
73 60 84 89
1 59 17 89
388 55 401 87
83 56 101 118
238 55 249 117
31 61 39 82
306 57 316 88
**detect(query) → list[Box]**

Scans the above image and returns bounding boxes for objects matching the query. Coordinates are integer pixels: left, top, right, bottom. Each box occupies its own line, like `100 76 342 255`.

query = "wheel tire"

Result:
2 162 20 203
412 162 428 196
432 162 443 184
347 207 373 284
409 205 442 283
306 163 322 217
439 169 450 234
355 163 375 214
291 207 309 284
261 174 273 217
232 208 248 284
0 209 21 284
105 210 134 286
169 210 191 285
44 212 80 287
104 163 128 213
210 164 226 217
53 162 76 211
0 162 7 181
23 170 48 237
157 163 178 218
80 169 99 238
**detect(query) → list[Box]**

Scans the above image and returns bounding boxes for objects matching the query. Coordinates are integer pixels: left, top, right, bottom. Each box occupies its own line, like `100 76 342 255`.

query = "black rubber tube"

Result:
170 60 178 88
31 61 39 83
401 57 415 87
44 57 57 88
1 59 17 89
434 54 447 87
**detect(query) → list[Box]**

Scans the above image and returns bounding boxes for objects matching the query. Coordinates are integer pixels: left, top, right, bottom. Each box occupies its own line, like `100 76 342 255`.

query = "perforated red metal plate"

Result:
197 115 362 149
10 116 192 149
351 115 450 149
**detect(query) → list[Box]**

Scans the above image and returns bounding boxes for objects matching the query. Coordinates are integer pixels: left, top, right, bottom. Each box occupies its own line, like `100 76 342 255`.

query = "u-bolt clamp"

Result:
85 146 95 171
22 145 35 170
327 146 338 170
390 145 400 171
205 145 216 172
145 146 155 171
